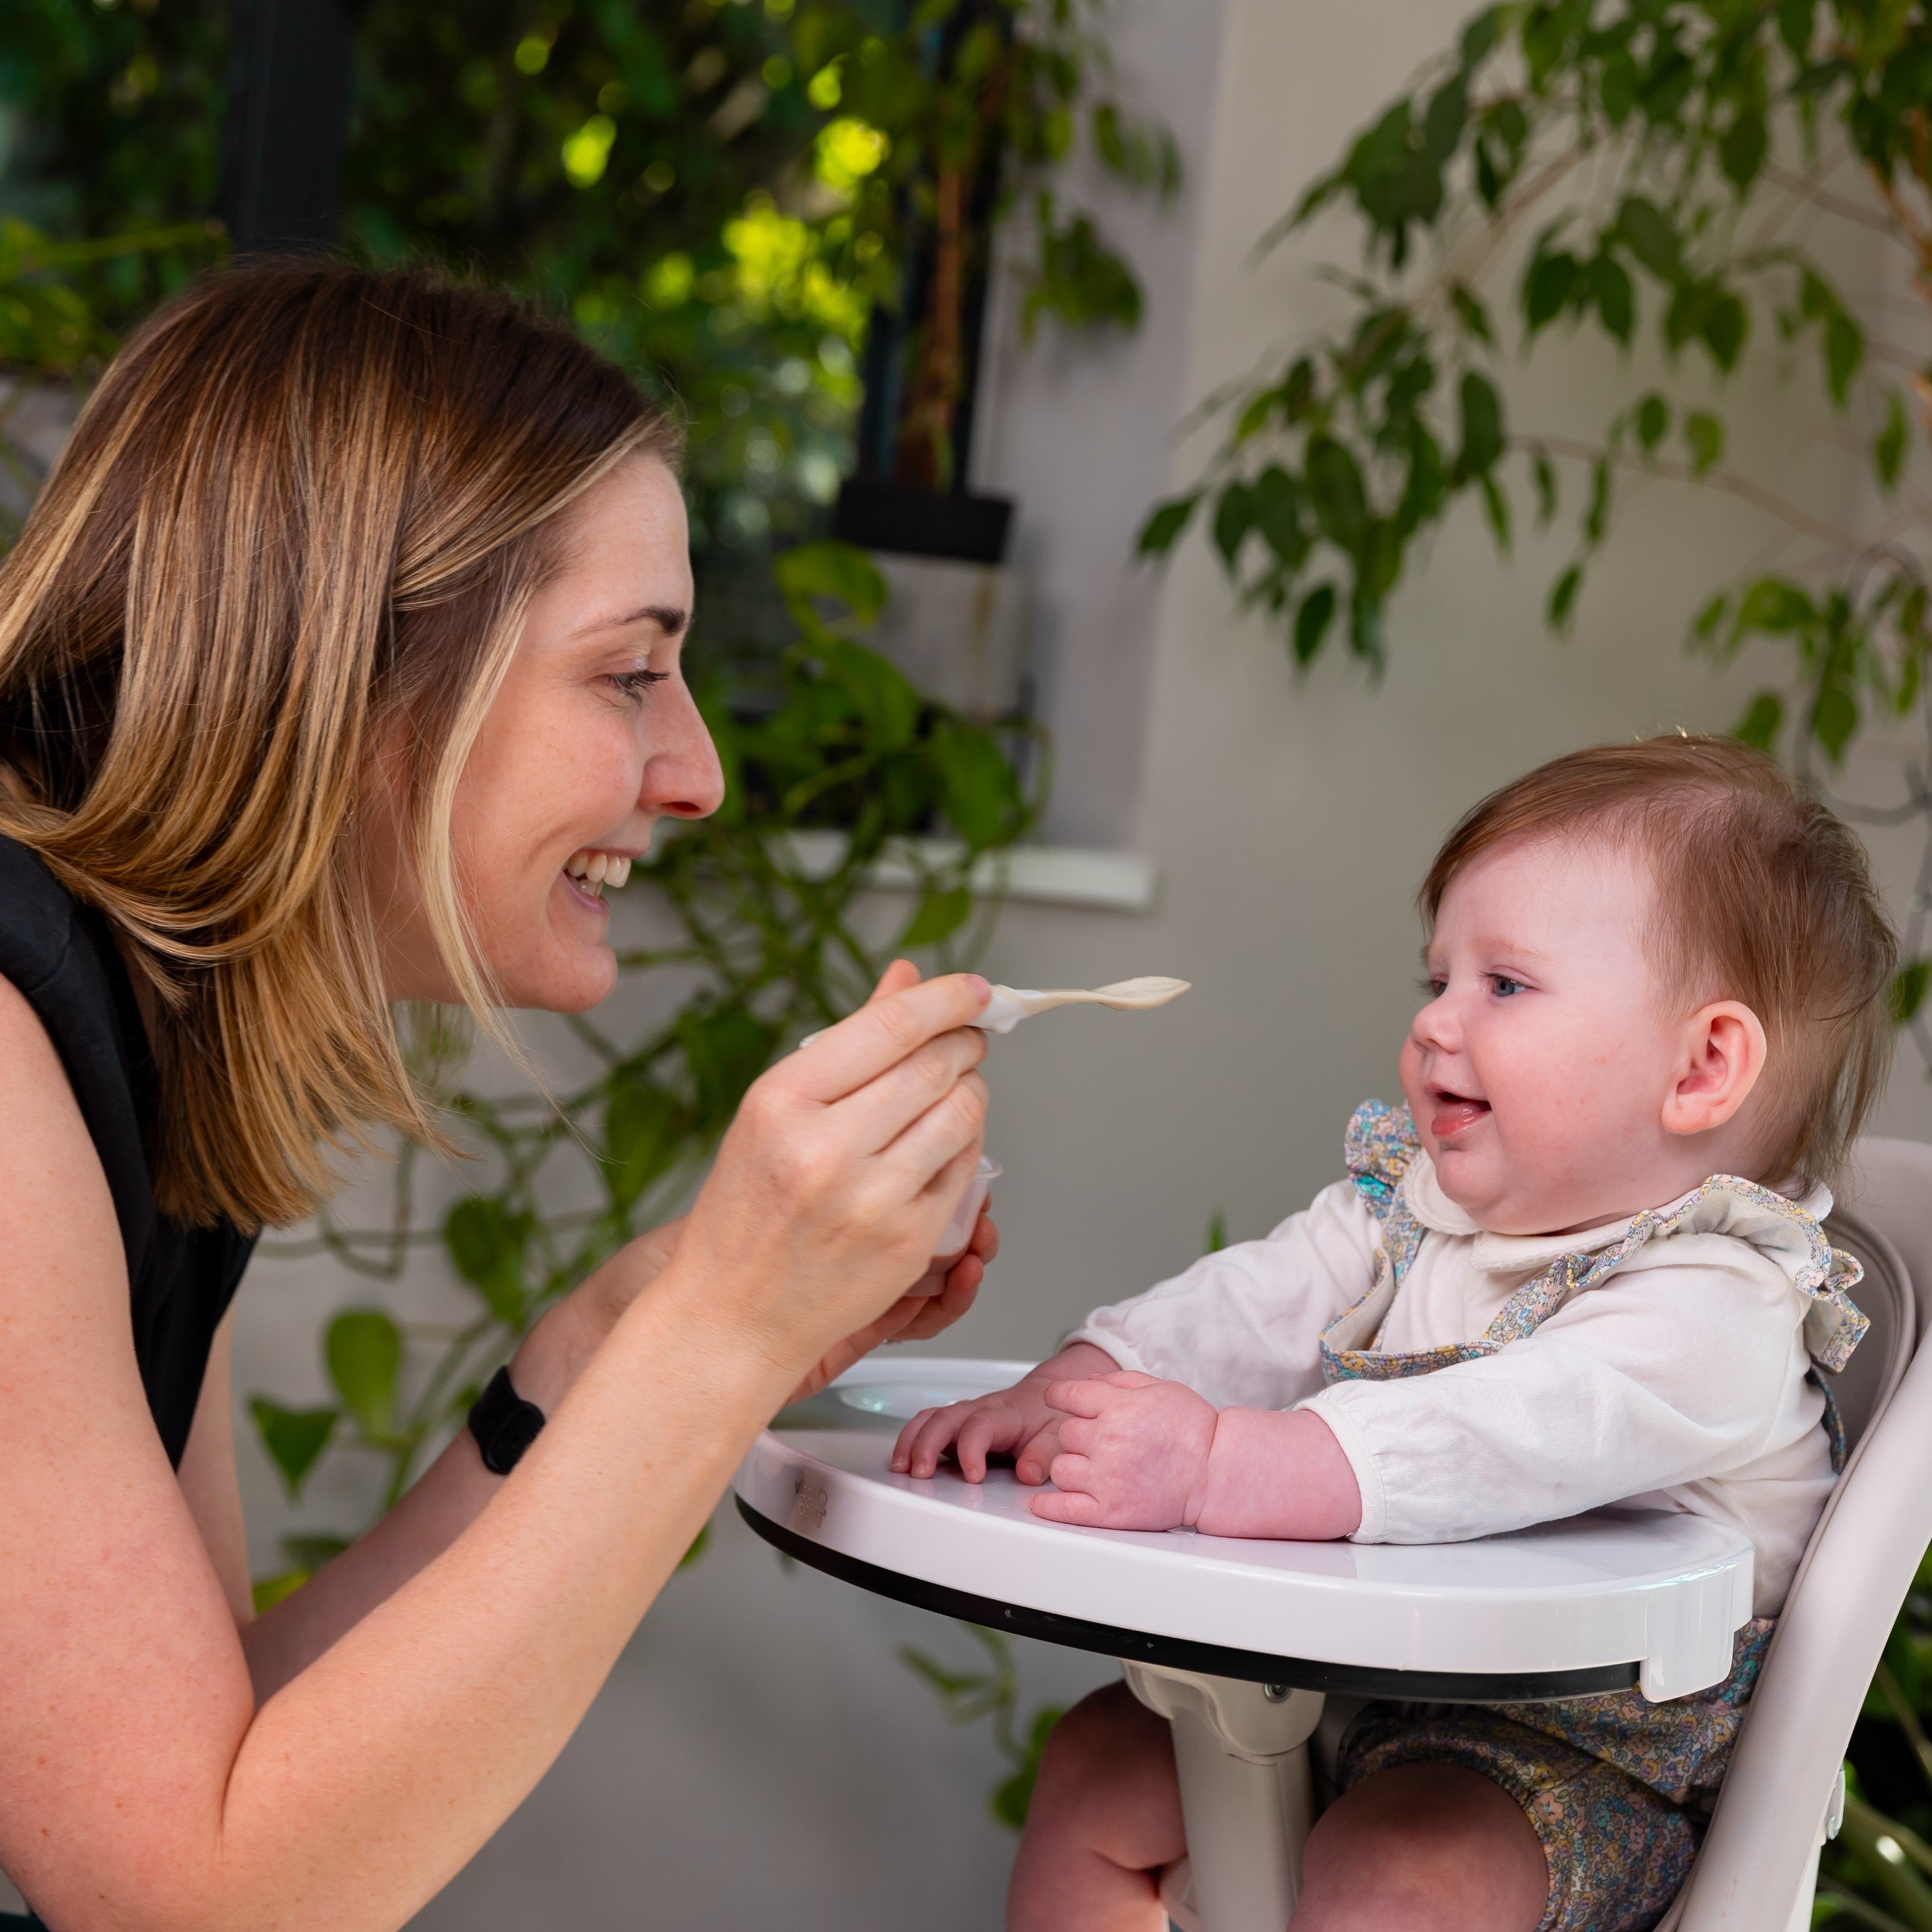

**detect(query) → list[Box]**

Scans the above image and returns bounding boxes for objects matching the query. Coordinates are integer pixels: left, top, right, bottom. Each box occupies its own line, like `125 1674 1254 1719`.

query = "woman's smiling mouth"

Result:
563 848 632 904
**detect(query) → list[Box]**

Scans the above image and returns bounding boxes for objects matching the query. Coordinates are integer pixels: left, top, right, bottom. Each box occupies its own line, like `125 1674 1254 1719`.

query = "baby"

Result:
893 736 1893 1932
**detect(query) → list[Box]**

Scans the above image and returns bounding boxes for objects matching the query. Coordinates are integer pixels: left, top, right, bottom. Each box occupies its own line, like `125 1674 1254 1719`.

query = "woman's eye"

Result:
609 668 670 703
1492 975 1525 998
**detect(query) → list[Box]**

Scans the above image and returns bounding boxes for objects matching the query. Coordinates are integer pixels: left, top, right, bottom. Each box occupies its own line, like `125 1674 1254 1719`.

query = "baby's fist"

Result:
1029 1371 1219 1531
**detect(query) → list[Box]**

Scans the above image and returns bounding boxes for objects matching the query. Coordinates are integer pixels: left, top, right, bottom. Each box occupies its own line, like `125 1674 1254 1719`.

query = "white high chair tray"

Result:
734 1358 1757 1701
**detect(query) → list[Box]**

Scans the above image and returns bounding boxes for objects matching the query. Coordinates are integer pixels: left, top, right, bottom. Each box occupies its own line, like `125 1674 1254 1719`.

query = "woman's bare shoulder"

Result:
0 967 122 1281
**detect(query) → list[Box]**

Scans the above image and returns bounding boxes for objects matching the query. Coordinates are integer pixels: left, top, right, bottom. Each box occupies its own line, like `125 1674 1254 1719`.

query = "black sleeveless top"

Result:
0 837 256 1466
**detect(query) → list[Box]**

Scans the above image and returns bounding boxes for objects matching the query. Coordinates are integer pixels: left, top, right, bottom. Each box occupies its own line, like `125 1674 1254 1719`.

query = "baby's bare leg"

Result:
1007 1682 1184 1932
1291 1762 1549 1931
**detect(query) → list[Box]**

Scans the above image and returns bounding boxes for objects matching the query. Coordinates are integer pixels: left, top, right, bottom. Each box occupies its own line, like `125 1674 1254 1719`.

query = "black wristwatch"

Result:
468 1365 546 1475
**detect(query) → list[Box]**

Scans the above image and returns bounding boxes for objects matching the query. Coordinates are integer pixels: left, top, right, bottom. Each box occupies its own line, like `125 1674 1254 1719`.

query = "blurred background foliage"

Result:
0 0 1172 641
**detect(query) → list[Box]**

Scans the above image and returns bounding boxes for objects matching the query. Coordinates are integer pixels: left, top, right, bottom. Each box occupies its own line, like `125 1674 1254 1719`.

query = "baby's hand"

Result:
1029 1372 1219 1531
889 1343 1106 1483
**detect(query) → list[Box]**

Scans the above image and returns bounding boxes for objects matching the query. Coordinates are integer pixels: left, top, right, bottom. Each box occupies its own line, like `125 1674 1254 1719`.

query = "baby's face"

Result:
1398 833 1707 1235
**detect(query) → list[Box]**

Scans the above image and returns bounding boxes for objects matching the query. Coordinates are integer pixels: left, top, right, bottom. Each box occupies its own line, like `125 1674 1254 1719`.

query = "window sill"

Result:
781 832 1157 914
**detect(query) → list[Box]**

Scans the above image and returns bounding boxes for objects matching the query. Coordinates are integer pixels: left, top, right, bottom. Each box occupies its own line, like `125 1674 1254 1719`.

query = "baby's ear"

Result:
1662 1000 1768 1138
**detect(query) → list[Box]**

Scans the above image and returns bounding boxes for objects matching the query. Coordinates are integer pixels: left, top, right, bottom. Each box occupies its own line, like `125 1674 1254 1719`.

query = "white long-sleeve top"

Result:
1068 1149 1852 1615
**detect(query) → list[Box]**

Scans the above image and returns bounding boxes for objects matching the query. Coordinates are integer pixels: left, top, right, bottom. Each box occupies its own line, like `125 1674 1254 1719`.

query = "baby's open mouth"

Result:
563 848 631 899
1429 1089 1491 1139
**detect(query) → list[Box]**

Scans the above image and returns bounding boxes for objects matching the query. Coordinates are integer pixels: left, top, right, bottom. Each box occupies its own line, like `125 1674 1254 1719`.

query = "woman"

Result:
0 259 995 1930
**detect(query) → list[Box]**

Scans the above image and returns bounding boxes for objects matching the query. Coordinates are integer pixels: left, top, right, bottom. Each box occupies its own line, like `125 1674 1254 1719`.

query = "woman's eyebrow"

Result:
575 603 690 639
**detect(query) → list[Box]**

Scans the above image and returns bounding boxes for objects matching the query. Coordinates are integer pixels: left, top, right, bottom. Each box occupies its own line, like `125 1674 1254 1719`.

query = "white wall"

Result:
226 3 1926 1925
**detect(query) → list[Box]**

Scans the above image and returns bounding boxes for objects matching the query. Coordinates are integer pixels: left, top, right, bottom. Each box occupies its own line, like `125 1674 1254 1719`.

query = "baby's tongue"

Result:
1432 1096 1489 1138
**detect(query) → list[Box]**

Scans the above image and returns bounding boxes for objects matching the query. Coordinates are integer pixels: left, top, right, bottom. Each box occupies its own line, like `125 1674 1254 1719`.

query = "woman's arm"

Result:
0 967 989 1932
176 1311 253 1626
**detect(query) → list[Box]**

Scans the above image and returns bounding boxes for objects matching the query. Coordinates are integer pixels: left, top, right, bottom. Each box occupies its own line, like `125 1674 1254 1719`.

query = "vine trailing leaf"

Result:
249 539 1042 1598
1132 4 1932 1918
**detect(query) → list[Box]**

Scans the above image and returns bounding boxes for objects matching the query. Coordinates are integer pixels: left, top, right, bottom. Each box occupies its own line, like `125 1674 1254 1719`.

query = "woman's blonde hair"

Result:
1421 735 1898 1189
0 258 680 1230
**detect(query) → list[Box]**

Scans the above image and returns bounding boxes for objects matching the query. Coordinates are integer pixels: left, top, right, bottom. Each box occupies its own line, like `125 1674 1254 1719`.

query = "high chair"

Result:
732 1135 1932 1932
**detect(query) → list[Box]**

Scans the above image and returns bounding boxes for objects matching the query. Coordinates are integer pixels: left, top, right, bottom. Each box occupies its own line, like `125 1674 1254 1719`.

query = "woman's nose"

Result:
642 681 727 821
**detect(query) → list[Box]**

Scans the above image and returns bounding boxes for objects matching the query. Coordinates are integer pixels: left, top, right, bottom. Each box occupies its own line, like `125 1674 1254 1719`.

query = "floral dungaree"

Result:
1328 1102 1867 1932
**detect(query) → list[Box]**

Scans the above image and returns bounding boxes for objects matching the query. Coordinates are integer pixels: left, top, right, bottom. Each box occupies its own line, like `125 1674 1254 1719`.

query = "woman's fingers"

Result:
833 1026 989 1156
864 959 924 1003
789 972 990 1104
890 1258 984 1342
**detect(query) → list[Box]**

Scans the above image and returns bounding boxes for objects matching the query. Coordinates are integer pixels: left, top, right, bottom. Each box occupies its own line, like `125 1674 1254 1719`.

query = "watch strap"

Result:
468 1364 546 1475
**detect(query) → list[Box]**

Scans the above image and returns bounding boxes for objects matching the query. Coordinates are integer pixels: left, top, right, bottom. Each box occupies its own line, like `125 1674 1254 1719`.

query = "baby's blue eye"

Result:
1492 975 1525 998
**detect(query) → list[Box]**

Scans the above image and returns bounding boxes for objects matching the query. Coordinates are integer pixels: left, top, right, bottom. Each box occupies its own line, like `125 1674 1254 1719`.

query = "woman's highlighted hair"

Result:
0 259 680 1228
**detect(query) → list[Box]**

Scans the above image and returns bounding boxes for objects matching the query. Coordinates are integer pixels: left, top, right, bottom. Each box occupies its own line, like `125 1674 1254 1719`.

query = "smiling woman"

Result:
0 260 996 1931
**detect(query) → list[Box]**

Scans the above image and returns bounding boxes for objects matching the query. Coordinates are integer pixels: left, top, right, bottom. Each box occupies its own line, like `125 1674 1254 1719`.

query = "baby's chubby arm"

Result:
1030 1372 1362 1538
891 1341 1120 1483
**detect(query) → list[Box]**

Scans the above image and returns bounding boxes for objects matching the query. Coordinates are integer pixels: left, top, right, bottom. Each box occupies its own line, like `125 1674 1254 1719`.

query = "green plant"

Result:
900 1623 1065 1828
1135 4 1932 1918
249 540 1041 1600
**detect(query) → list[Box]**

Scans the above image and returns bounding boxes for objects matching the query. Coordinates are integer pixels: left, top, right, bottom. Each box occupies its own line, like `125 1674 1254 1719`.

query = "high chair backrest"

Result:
1676 1136 1932 1931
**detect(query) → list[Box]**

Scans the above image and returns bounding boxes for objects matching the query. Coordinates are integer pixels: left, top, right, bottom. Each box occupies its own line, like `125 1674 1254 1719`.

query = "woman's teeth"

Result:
563 849 631 897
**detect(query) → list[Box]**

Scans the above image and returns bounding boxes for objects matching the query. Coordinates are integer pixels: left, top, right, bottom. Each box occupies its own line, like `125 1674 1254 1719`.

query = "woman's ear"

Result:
1661 1000 1769 1139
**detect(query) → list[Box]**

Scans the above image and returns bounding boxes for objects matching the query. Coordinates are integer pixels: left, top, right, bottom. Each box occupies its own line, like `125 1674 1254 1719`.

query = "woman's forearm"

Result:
174 1268 796 1932
239 1263 627 1700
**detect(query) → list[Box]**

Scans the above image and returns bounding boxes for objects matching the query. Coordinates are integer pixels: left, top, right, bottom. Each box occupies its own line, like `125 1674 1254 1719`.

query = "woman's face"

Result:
374 453 725 1011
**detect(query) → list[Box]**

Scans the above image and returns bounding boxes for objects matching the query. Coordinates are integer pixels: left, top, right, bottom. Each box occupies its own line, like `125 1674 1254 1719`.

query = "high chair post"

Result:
1122 1664 1323 1932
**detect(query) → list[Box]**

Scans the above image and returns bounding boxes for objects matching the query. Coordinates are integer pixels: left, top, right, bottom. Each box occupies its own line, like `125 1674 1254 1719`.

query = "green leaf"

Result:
775 541 888 631
679 1523 710 1570
1616 195 1684 282
1684 411 1724 474
1212 482 1256 567
680 1005 778 1135
1532 449 1558 524
1250 465 1307 566
822 638 920 754
991 1705 1066 1831
249 1398 337 1498
253 1571 308 1614
1450 283 1493 343
1811 676 1859 761
1735 579 1816 635
1422 75 1467 164
444 1195 531 1325
1635 393 1669 452
1137 492 1199 556
325 1310 403 1440
1204 1208 1227 1254
1719 110 1767 191
1293 583 1338 664
604 1081 686 1213
1600 50 1640 125
1703 290 1748 371
1825 310 1863 404
933 722 1024 850
1876 393 1908 488
1306 439 1368 551
1692 592 1729 642
1523 250 1579 332
1480 473 1511 550
1456 370 1504 476
1777 0 1815 57
1547 564 1583 632
1584 456 1612 545
1733 690 1784 750
899 883 973 948
1891 960 1932 1027
1588 253 1634 342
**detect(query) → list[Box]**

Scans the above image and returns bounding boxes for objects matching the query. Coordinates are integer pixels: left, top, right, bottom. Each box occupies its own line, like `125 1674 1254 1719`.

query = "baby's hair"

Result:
1421 735 1898 1189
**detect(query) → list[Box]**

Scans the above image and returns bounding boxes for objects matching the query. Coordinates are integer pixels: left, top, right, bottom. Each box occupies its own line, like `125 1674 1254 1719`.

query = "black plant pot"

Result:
833 478 1014 566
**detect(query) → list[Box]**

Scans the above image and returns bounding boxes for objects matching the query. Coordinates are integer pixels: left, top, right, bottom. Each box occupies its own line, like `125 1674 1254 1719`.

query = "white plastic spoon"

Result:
973 976 1191 1033
797 975 1190 1049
